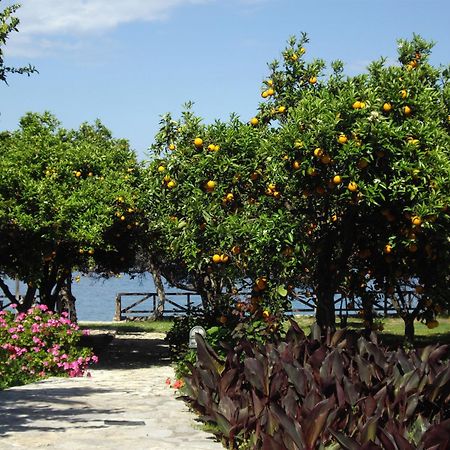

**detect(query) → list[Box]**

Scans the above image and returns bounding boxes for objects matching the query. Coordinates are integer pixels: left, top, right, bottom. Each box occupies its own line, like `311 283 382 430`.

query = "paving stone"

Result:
0 334 223 450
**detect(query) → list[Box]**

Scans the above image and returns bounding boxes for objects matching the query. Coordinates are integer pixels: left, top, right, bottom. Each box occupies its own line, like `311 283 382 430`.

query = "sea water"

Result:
1 274 319 321
1 273 163 321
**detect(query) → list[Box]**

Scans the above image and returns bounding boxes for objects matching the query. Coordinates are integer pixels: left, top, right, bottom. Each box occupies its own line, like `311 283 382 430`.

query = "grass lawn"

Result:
79 319 174 334
80 315 450 346
291 315 450 346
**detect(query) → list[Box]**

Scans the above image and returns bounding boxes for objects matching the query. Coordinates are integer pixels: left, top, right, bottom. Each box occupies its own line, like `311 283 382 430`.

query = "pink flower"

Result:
165 377 171 385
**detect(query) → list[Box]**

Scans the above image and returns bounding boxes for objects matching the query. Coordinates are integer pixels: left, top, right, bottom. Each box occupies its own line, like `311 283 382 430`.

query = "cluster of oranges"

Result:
212 253 229 264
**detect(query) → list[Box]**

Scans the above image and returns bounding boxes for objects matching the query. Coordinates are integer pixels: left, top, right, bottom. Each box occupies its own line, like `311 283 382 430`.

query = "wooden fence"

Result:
114 292 203 321
114 289 419 321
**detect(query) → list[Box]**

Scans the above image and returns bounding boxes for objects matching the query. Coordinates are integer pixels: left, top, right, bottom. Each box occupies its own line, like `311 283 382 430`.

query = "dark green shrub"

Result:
183 320 450 449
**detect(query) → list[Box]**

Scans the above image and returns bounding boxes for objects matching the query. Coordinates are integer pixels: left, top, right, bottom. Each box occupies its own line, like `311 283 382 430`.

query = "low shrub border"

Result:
182 320 450 449
0 304 97 389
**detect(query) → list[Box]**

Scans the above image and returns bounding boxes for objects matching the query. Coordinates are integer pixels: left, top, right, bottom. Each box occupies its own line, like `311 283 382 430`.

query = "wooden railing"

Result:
114 292 202 321
114 289 419 321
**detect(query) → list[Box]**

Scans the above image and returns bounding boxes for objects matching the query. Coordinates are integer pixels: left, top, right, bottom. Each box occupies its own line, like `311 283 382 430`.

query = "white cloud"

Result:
11 0 211 35
3 0 213 57
4 0 267 57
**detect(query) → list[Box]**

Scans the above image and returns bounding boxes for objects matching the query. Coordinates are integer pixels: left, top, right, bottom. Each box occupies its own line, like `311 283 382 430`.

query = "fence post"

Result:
114 294 122 321
187 293 191 315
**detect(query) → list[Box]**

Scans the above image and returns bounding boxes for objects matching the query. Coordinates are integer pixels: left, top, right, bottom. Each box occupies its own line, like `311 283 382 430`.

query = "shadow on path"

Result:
82 332 171 369
0 385 122 436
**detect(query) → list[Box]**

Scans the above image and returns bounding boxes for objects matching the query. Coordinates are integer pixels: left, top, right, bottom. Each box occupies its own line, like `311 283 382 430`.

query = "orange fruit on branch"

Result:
332 175 342 185
411 215 422 226
205 180 217 191
347 181 358 192
383 244 392 254
256 277 267 290
194 137 203 148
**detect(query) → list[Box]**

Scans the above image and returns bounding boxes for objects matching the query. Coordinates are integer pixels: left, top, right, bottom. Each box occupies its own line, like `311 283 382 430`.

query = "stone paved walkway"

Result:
0 332 224 450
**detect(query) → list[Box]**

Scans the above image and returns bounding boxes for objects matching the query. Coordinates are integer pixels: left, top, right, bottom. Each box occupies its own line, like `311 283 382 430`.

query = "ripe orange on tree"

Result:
205 180 217 191
250 117 259 126
313 147 323 157
231 245 241 255
212 254 221 264
256 276 267 290
347 181 358 192
411 215 422 226
337 134 348 144
383 102 392 112
333 175 342 185
194 137 203 148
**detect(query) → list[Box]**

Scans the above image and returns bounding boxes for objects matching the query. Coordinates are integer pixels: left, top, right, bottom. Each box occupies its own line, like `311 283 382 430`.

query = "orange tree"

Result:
256 34 450 339
0 112 142 312
142 34 450 339
140 107 289 317
0 1 36 83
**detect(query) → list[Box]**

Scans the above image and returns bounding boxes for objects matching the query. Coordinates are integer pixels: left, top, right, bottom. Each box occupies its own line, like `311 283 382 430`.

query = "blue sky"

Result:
1 0 449 159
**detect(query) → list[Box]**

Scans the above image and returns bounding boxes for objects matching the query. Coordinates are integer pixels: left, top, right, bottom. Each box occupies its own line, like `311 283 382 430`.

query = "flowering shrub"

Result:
0 304 97 389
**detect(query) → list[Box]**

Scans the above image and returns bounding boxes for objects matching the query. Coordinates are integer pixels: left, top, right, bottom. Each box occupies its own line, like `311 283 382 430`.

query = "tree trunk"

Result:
315 230 337 332
361 292 374 337
316 285 336 331
56 275 77 322
148 260 166 320
404 315 415 346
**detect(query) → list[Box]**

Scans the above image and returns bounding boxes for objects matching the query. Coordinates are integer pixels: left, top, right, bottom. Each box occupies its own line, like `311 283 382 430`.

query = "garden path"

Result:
0 331 223 450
